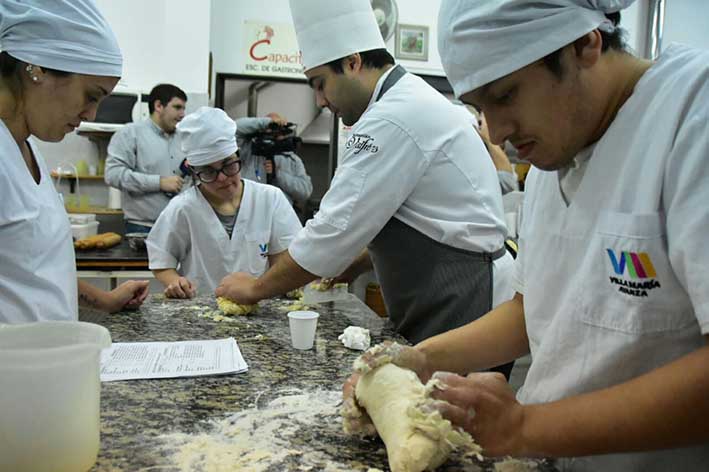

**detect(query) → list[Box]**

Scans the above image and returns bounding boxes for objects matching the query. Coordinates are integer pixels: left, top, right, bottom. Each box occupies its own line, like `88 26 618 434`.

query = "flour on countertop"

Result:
157 389 365 472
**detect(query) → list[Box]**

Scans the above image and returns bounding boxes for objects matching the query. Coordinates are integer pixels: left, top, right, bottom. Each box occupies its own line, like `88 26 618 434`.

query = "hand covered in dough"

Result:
342 341 433 436
215 272 261 305
429 371 526 457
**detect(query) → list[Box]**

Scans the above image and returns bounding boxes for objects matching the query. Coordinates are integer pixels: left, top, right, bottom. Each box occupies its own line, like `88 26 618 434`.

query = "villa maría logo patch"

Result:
606 249 661 297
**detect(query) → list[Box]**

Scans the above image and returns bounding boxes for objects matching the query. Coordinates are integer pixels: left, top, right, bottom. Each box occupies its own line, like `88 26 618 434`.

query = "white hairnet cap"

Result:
438 0 636 98
178 107 238 167
0 0 122 77
289 0 386 72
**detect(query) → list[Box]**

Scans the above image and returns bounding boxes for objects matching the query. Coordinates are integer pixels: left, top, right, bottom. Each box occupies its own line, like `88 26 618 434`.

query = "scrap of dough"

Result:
216 297 257 316
285 287 304 299
355 363 480 472
310 281 347 291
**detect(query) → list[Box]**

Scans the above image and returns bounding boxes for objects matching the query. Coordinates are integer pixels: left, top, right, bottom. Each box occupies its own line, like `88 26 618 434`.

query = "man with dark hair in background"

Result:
217 0 515 377
105 83 187 233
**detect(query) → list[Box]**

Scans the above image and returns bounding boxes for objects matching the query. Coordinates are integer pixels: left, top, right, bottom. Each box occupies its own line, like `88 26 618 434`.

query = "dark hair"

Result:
148 83 187 114
1 51 72 101
542 12 627 79
325 48 395 74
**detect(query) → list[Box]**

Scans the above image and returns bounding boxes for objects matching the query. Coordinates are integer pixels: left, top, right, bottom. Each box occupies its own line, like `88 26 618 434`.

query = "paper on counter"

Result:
100 337 248 382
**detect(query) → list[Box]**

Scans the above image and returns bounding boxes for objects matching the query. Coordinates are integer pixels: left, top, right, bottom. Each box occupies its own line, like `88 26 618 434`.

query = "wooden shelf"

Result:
51 171 105 180
65 206 123 215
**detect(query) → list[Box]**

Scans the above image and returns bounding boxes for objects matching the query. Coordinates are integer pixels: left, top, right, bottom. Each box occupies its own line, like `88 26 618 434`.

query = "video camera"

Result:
250 122 302 184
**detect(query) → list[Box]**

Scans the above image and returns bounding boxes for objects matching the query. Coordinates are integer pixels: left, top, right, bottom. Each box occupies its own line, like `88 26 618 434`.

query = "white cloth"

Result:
0 122 77 323
177 107 238 167
288 0 385 71
289 68 513 304
437 0 636 97
512 44 709 471
147 180 302 293
0 0 121 76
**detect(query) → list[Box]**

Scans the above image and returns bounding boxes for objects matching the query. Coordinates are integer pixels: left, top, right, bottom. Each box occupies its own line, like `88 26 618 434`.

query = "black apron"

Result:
367 65 513 377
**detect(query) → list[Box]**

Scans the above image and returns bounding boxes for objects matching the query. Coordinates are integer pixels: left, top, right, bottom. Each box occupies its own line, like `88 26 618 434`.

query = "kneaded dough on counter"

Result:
355 363 480 472
216 297 257 316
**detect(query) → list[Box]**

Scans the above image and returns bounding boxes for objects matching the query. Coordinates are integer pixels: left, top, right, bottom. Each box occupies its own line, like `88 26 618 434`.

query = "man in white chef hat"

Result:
147 107 302 298
216 0 517 366
348 0 709 469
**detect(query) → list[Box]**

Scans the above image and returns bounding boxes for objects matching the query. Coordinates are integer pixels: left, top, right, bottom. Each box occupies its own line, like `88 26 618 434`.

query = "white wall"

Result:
662 1 709 51
95 0 211 94
210 0 448 82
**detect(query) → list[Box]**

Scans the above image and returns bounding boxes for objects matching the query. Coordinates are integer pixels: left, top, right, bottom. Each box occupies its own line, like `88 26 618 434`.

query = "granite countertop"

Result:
86 294 556 472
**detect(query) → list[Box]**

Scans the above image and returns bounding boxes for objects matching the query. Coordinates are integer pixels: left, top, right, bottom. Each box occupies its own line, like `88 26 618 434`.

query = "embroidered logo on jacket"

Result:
345 134 379 155
606 249 661 297
259 243 269 258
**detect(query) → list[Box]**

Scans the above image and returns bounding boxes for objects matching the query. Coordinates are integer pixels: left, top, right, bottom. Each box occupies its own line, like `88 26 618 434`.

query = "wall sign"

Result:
243 21 304 79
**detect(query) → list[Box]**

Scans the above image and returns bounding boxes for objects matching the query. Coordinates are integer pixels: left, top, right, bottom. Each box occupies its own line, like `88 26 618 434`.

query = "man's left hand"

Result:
215 272 261 304
105 280 150 313
430 371 527 457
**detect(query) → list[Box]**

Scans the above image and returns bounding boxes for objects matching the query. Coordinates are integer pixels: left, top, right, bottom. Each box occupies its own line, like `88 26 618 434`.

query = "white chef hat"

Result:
0 0 122 77
289 0 386 72
177 107 238 167
438 0 636 98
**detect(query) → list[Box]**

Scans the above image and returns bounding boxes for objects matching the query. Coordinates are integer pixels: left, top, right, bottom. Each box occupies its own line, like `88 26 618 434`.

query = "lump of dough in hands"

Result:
354 363 481 472
216 297 257 316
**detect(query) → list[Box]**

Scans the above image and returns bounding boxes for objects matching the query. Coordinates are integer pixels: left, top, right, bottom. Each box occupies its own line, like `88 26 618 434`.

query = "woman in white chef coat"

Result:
0 0 149 324
147 107 302 299
343 1 709 470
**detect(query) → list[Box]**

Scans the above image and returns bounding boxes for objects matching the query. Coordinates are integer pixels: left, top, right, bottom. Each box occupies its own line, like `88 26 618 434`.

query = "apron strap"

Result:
376 65 407 102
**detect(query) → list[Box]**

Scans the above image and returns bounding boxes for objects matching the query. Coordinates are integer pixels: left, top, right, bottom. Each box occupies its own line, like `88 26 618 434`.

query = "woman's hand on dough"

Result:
341 373 377 437
164 277 196 299
429 371 526 457
215 272 260 304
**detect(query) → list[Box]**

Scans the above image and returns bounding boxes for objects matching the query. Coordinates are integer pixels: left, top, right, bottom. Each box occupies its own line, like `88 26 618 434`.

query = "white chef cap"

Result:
438 0 636 98
289 0 386 72
0 0 122 77
178 107 238 167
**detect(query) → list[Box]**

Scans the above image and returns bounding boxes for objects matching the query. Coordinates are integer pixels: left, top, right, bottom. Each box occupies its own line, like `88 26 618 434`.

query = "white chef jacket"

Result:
513 44 709 471
147 179 302 293
0 122 77 323
289 67 513 303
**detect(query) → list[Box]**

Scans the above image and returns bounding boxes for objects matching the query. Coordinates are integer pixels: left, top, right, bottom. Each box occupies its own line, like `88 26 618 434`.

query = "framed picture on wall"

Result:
395 24 429 61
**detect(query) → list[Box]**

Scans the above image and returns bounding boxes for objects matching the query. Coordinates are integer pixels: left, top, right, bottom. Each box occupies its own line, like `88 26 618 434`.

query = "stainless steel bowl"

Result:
125 232 148 252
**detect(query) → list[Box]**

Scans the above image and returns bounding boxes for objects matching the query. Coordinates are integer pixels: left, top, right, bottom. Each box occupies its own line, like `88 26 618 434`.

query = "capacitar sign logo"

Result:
606 249 661 298
245 22 303 76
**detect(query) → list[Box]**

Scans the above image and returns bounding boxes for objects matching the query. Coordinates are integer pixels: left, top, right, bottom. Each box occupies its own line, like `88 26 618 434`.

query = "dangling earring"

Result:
26 64 38 82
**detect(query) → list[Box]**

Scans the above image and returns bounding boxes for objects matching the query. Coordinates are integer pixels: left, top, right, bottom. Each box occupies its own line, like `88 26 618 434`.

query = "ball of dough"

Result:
216 297 257 316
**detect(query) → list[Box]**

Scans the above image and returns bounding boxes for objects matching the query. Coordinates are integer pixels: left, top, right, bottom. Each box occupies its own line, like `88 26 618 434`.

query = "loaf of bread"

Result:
74 232 122 250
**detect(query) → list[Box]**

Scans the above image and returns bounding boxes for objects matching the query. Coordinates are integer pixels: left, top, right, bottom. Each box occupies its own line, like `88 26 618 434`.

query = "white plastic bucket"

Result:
0 321 111 472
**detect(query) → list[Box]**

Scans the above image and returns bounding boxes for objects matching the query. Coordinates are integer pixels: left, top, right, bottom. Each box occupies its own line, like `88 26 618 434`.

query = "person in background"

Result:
453 101 518 194
478 113 517 194
105 83 187 233
147 107 302 299
236 112 313 206
217 0 515 379
344 0 709 470
0 0 149 324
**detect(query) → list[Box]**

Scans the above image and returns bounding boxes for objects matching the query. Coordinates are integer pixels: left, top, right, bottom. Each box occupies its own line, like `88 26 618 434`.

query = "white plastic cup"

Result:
287 310 320 350
88 164 98 176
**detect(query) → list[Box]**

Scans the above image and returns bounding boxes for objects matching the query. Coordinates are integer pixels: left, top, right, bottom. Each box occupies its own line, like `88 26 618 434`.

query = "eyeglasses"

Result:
193 159 242 183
